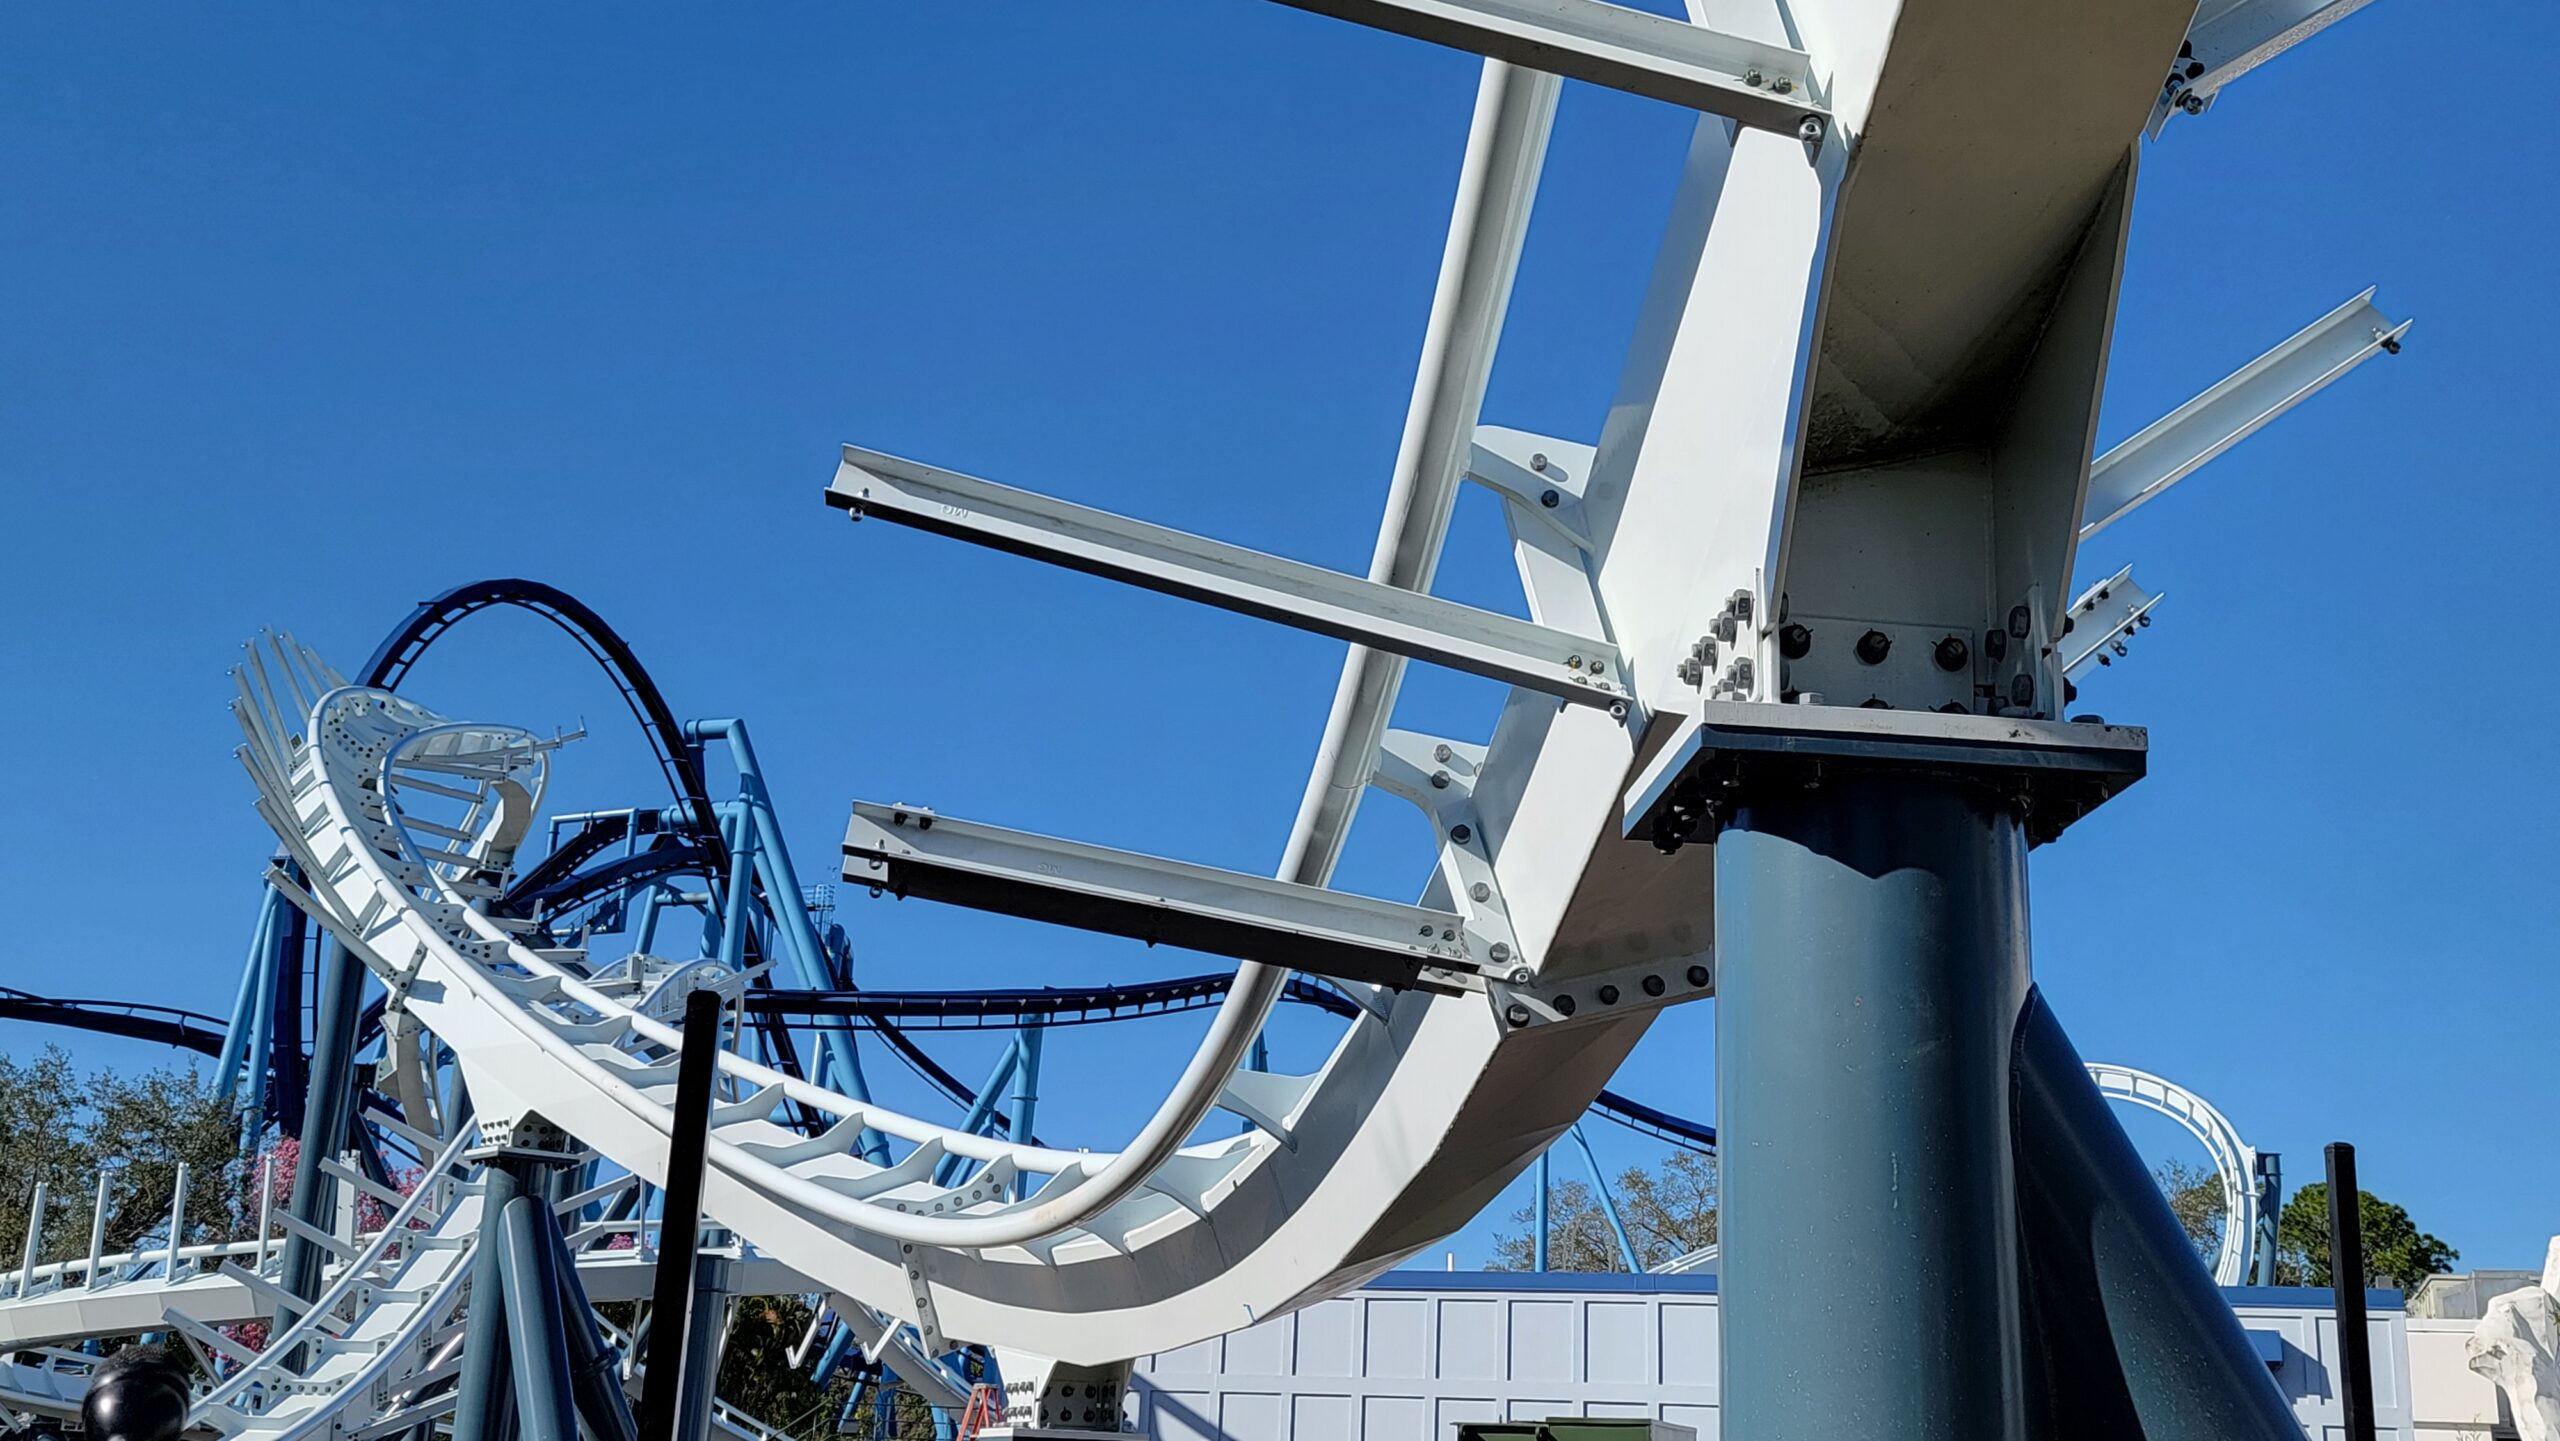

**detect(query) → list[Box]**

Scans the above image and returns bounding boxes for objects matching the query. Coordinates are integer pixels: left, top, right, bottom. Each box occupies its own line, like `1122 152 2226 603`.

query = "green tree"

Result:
2153 1157 2227 1266
0 1045 248 1267
0 1046 96 1258
1489 1150 1718 1273
2273 1182 2458 1292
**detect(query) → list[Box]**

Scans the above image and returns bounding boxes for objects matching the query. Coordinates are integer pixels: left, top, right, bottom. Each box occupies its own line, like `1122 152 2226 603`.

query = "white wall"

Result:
1133 1274 2414 1440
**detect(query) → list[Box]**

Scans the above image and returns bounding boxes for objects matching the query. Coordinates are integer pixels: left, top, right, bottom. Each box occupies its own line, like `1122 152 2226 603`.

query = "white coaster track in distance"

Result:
231 585 1683 1367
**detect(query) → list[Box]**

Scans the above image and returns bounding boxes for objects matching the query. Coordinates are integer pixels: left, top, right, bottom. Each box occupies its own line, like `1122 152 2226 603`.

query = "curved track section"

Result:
234 633 1656 1362
2085 1061 2260 1286
0 987 225 1057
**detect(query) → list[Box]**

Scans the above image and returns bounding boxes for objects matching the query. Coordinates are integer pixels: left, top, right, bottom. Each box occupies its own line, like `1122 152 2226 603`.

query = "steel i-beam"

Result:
826 447 1631 712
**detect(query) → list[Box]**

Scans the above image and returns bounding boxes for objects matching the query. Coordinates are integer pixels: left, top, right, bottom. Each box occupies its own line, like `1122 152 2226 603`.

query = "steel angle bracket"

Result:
1624 702 2148 853
1489 951 1715 1035
1261 0 1828 139
827 446 1632 715
842 802 1483 992
2062 566 2165 681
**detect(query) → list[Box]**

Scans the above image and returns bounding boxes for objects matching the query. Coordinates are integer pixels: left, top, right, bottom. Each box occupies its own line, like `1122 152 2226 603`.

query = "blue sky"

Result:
1 3 2549 1274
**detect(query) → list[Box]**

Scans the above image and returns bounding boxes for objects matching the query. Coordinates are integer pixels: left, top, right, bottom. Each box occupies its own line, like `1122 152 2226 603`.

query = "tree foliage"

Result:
1489 1150 1718 1273
2274 1182 2459 1291
0 1045 246 1261
2153 1157 2227 1265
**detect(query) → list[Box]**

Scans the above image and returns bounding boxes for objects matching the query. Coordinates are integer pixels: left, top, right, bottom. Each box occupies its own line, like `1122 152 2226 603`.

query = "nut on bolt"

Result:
1779 623 1812 659
1855 629 1892 665
1934 635 1970 672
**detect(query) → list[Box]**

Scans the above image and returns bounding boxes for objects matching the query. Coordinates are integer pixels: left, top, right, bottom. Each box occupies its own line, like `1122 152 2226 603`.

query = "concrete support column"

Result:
1715 774 2032 1441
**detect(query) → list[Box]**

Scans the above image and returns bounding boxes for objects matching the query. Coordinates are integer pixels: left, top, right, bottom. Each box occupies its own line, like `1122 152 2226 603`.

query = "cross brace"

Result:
827 446 1630 713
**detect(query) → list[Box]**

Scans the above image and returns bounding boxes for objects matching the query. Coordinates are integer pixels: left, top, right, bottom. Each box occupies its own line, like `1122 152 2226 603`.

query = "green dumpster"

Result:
1455 1421 1697 1440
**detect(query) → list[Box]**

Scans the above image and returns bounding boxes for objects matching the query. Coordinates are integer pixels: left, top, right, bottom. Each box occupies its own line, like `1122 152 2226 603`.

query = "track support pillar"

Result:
1715 773 2035 1441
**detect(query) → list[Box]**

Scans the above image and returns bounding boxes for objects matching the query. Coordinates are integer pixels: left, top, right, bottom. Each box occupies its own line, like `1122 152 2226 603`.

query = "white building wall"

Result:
1133 1274 2414 1440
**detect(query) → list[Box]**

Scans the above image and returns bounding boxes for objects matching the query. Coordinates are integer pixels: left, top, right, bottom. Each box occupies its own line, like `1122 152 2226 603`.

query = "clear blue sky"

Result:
2 4 2549 1274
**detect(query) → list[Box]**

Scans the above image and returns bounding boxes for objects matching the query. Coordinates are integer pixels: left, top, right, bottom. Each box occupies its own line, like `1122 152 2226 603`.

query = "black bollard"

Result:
80 1344 190 1441
638 986 725 1437
2326 1142 2378 1441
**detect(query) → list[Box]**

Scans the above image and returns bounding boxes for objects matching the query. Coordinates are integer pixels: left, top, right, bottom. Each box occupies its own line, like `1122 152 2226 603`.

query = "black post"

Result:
2326 1142 2378 1441
638 988 724 1437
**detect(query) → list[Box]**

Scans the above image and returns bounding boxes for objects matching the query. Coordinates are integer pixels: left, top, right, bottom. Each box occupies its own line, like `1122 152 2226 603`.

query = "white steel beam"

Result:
2061 566 2165 681
826 447 1631 711
841 803 1485 991
2155 0 2383 128
2080 288 2408 540
1263 0 1825 136
1286 61 1559 890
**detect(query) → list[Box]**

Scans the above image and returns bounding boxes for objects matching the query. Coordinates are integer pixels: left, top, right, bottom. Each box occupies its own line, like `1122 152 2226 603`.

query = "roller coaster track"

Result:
225 628 1670 1364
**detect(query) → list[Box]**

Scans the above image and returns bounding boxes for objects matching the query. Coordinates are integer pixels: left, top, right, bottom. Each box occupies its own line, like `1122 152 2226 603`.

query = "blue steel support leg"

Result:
2010 993 2307 1439
277 936 364 1315
213 887 279 1105
675 1250 731 1441
1567 1125 1640 1272
497 1194 582 1441
1010 1024 1043 1199
237 895 282 1152
1715 776 2032 1441
690 720 890 1162
451 1161 525 1441
934 1039 1022 1187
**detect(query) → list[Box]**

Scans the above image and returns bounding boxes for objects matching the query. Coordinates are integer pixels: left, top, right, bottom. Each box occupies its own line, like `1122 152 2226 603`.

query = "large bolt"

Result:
1552 993 1578 1017
1540 488 1560 508
1490 941 1512 964
1530 452 1549 472
1779 623 1812 659
1934 635 1970 672
1641 974 1666 998
2008 605 2032 639
1433 742 1453 763
1505 1003 1532 1027
1984 628 2009 663
1430 769 1450 790
1450 823 1472 844
2009 672 2037 707
1686 963 1710 988
1469 881 1491 902
1855 630 1892 665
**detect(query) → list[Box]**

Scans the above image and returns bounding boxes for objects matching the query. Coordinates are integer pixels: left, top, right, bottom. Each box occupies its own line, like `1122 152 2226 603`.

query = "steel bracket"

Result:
1625 701 2149 853
2061 566 2165 684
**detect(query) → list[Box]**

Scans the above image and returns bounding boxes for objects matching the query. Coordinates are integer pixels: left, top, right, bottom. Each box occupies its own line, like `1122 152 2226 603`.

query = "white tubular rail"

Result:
2085 1061 2262 1287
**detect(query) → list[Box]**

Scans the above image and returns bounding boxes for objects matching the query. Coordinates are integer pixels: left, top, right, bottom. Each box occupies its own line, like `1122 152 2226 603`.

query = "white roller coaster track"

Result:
228 579 1662 1368
2085 1061 2263 1287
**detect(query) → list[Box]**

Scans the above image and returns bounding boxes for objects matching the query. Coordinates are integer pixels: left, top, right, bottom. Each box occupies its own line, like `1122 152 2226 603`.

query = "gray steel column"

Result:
1715 774 2032 1441
496 1194 581 1441
674 1248 732 1441
450 1161 524 1441
276 936 364 1318
548 1198 642 1441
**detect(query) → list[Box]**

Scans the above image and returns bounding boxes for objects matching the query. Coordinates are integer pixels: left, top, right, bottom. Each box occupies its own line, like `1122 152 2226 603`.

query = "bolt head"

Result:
1505 1003 1532 1027
1530 452 1549 472
1469 881 1491 902
1449 823 1472 844
1490 942 1512 963
1855 630 1892 666
1597 984 1620 1006
1508 965 1532 985
1539 488 1560 509
1641 974 1666 998
1433 742 1453 762
1430 769 1450 790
